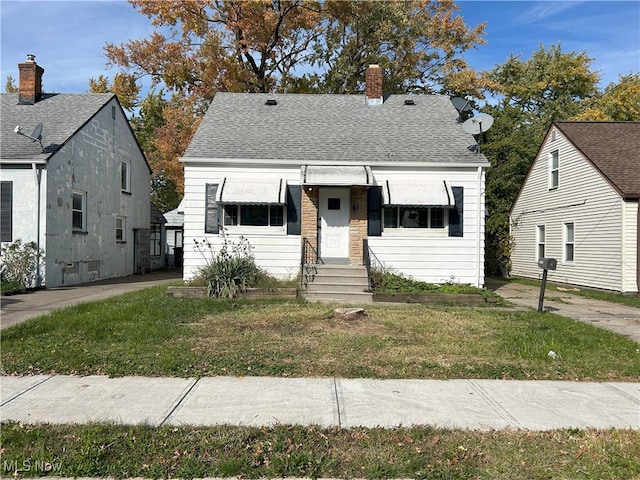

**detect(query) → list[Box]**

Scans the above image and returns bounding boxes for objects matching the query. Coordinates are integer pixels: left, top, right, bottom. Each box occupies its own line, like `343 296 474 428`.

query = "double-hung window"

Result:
150 223 162 256
72 190 87 233
549 150 559 189
537 225 546 260
116 216 125 242
121 159 131 193
564 222 574 263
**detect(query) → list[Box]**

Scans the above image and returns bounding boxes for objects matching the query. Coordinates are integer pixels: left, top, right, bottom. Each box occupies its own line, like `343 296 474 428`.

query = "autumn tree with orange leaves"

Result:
97 0 487 210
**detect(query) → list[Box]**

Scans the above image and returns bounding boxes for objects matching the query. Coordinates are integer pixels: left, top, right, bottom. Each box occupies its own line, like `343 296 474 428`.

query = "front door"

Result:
319 187 350 261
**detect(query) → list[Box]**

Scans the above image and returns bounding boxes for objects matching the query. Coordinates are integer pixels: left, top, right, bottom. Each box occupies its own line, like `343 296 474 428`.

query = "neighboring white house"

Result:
180 65 490 287
0 55 154 287
164 199 184 268
509 121 640 294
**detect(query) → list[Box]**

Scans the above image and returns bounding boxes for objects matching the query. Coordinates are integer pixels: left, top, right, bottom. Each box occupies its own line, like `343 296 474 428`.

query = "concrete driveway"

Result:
0 268 182 330
487 278 640 344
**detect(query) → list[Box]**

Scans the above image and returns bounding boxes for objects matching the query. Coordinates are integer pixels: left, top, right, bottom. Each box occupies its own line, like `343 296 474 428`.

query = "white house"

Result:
0 56 154 287
509 121 640 294
180 65 489 288
164 199 184 268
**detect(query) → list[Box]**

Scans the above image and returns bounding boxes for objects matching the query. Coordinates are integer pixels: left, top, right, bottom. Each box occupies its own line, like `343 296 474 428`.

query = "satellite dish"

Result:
462 113 494 135
14 122 45 152
31 123 43 141
451 96 472 113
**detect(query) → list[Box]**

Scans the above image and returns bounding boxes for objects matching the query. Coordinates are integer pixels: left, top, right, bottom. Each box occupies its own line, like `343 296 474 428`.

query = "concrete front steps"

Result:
301 264 373 304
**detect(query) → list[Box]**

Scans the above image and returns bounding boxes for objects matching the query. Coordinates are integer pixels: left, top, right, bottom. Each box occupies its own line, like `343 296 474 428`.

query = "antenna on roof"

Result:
14 123 45 152
462 113 494 156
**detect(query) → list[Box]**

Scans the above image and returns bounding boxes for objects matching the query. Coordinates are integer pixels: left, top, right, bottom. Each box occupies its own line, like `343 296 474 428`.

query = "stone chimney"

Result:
365 64 383 106
18 54 44 105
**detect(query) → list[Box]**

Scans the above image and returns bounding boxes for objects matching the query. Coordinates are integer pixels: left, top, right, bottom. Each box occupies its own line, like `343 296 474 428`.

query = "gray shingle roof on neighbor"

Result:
183 92 489 165
555 121 640 199
1 93 114 161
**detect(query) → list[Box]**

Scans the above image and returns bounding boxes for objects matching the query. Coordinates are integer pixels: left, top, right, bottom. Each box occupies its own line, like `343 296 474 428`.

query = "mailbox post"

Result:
537 257 557 313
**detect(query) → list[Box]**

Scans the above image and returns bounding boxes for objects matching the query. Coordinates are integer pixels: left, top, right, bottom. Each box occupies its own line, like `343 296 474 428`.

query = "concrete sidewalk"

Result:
487 279 640 344
1 375 638 431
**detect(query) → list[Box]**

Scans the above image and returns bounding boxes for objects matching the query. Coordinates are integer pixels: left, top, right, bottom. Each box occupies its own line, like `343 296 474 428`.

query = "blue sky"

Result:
1 0 638 96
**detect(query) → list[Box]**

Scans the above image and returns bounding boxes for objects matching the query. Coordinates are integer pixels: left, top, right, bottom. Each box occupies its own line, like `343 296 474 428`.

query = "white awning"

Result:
383 180 454 207
216 178 285 204
301 165 373 186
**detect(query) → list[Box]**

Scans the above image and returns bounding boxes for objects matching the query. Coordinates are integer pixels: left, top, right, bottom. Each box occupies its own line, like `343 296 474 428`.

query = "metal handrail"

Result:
300 237 321 288
363 238 384 292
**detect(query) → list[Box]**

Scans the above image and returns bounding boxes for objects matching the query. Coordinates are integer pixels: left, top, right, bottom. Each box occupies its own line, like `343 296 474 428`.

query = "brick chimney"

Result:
365 64 383 106
18 54 44 105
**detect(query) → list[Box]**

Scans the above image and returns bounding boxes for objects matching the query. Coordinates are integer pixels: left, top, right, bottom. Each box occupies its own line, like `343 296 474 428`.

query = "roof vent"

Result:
404 99 415 106
265 99 278 106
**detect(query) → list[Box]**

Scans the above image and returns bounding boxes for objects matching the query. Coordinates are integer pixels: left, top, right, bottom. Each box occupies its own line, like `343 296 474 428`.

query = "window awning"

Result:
383 180 455 207
301 165 373 186
216 178 286 204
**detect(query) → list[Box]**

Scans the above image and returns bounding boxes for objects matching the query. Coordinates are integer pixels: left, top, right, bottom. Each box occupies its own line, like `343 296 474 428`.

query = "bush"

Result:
194 236 262 298
371 269 489 295
0 239 44 290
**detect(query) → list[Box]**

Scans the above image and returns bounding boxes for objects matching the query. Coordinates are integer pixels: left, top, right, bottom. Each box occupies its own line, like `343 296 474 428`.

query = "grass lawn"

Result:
1 285 638 380
2 422 639 480
2 285 639 479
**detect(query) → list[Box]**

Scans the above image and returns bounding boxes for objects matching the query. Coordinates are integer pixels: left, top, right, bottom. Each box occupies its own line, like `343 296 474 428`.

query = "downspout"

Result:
476 166 483 288
637 200 639 293
32 162 43 287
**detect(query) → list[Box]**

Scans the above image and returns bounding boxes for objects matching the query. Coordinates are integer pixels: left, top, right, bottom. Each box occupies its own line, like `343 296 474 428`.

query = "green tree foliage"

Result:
5 75 18 93
480 43 600 275
572 73 640 121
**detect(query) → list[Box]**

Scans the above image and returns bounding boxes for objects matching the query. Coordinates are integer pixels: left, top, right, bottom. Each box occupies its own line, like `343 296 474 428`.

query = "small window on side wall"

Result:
72 190 87 232
549 150 559 190
116 216 126 242
564 222 574 263
121 159 131 192
537 225 546 260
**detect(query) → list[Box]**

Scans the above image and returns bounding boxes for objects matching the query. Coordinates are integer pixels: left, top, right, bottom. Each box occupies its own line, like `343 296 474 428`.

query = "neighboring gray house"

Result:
180 65 490 288
0 56 152 287
510 121 640 294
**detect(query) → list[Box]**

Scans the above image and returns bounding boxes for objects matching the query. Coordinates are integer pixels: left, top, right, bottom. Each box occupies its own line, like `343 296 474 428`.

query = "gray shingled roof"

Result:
183 92 489 165
555 121 640 199
1 93 114 161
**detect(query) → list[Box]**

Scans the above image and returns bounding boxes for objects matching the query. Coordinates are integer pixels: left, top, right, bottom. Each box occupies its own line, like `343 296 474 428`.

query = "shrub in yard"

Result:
0 239 44 291
194 235 262 298
371 269 489 295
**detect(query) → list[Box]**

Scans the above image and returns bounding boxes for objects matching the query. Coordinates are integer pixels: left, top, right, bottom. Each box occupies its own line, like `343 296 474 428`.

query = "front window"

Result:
72 190 87 232
150 223 162 256
223 204 284 227
116 216 125 242
549 150 559 189
537 225 546 260
564 222 574 263
383 207 446 229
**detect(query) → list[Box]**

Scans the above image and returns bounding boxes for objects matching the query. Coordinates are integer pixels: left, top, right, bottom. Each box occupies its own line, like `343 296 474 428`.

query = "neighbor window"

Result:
150 223 162 256
549 150 559 189
116 216 125 242
537 225 546 260
223 204 284 227
1 181 12 242
72 190 87 232
383 207 446 229
564 222 574 263
121 159 131 192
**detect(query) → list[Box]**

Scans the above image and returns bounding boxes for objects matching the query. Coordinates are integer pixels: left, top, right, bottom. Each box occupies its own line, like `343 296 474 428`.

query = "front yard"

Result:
2 285 638 380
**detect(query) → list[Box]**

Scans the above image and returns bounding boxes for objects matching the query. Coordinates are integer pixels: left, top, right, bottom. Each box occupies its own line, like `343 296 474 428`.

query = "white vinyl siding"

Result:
183 163 486 287
621 200 638 293
511 129 632 292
